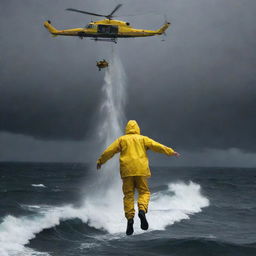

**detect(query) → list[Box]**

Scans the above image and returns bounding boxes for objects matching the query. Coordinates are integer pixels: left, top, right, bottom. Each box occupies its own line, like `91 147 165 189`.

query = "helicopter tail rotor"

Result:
160 15 170 41
157 22 171 35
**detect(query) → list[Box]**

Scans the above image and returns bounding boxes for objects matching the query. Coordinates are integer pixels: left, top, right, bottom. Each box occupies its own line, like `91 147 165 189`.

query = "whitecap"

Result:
31 184 46 188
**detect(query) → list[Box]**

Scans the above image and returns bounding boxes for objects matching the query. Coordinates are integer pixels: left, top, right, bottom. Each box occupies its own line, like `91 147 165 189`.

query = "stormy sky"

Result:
0 0 256 166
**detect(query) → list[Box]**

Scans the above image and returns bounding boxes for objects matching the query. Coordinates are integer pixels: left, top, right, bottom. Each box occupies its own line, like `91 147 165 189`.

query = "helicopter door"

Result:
98 25 118 35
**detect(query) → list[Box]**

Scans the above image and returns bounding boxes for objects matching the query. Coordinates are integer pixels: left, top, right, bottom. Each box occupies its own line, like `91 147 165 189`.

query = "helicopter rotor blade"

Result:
116 11 160 18
108 4 123 18
66 8 106 17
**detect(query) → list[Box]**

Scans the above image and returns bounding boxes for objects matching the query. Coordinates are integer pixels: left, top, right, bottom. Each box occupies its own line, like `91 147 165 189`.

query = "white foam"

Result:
0 205 87 256
20 204 41 212
82 181 209 234
0 181 209 255
148 181 209 230
31 184 46 188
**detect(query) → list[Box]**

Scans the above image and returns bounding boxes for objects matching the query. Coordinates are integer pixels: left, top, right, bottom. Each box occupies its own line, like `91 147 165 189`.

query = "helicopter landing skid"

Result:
92 38 117 44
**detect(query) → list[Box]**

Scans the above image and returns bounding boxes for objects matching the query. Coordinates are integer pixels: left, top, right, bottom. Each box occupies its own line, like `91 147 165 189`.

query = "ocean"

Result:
0 163 255 256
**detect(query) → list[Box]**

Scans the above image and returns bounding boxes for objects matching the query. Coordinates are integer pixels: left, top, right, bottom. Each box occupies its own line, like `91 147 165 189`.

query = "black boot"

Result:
126 218 134 236
138 210 149 230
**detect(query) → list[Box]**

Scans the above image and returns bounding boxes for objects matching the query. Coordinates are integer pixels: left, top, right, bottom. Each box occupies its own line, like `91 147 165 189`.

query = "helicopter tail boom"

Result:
156 22 171 35
44 21 59 35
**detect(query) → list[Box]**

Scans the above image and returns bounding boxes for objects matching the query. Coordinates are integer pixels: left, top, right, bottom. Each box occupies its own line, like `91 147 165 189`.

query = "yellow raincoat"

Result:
97 120 175 178
97 120 177 219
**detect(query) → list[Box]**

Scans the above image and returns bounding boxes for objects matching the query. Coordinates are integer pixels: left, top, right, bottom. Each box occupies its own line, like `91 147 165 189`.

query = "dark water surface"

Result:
0 163 255 256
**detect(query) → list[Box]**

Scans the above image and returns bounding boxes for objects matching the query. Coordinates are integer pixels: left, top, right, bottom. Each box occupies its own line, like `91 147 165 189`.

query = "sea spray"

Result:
99 50 127 147
81 49 128 233
94 48 127 185
149 181 210 230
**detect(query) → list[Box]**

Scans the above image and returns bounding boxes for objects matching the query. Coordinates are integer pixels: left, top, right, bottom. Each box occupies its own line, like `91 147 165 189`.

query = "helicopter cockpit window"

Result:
86 24 93 29
98 25 118 34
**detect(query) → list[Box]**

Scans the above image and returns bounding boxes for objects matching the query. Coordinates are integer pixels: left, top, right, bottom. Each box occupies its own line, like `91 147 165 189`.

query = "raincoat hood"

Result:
125 120 141 135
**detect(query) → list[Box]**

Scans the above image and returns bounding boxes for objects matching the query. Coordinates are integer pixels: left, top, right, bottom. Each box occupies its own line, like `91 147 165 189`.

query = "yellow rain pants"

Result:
122 176 150 220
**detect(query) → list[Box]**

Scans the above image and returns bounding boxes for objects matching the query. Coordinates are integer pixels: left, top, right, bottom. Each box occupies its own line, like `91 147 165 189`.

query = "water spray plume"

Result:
82 49 128 233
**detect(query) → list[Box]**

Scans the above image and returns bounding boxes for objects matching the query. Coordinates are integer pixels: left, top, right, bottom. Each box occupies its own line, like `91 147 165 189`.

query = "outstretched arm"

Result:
144 136 180 157
96 139 121 169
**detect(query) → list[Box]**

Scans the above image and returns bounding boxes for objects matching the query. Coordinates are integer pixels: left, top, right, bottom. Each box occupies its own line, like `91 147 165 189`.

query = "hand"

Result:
97 163 101 170
173 152 181 158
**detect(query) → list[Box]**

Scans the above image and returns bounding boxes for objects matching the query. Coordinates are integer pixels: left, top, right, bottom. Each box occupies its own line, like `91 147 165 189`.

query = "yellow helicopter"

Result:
44 4 170 43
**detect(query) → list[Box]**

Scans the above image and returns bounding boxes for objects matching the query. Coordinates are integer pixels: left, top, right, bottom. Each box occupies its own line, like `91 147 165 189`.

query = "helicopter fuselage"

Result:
44 19 170 41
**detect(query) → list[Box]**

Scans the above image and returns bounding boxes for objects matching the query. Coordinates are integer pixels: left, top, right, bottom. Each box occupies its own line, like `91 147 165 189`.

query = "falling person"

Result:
96 120 180 235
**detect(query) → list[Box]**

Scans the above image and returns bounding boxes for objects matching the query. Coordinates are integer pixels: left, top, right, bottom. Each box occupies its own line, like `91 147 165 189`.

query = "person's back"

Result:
119 120 151 178
97 120 180 235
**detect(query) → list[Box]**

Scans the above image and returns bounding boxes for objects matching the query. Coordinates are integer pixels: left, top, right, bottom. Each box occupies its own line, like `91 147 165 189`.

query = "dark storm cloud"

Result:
120 0 256 152
0 0 256 153
0 0 102 140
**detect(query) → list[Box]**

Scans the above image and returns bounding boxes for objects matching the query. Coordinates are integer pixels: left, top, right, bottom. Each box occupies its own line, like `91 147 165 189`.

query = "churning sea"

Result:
0 162 255 256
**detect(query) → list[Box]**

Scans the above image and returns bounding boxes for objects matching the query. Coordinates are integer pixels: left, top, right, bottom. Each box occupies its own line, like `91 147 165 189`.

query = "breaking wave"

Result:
0 181 209 256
